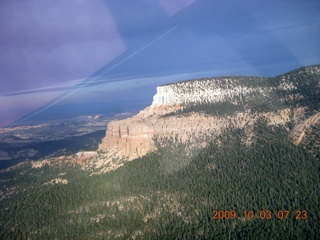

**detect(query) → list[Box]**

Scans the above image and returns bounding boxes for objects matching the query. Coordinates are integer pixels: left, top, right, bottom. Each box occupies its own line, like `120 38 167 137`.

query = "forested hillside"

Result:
164 65 320 117
0 120 319 239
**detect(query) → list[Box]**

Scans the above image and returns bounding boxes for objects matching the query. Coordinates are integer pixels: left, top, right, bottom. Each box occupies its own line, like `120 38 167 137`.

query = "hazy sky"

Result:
0 0 319 126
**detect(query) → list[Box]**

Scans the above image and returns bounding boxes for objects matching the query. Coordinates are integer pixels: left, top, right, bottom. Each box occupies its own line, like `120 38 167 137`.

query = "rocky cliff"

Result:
98 65 320 167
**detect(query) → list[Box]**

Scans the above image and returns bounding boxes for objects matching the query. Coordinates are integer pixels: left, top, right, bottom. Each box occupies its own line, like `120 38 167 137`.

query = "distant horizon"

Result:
5 63 319 128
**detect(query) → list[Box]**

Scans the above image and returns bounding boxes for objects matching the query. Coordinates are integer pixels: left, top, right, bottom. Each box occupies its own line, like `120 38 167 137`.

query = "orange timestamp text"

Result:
212 210 308 220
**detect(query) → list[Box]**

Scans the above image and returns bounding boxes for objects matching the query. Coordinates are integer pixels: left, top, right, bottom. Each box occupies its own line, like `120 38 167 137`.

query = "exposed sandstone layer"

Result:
98 106 305 160
99 117 155 159
290 111 320 145
100 96 305 161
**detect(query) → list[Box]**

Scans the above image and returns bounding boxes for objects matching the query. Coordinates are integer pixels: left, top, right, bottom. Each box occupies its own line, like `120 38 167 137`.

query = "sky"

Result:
0 0 319 127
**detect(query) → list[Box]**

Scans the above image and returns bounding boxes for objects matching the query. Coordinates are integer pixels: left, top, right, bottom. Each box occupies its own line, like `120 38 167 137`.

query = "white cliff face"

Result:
152 86 176 106
150 77 269 107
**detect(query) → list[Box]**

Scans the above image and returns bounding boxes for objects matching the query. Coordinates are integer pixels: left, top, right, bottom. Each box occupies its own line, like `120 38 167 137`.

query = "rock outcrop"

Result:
99 118 155 159
98 65 320 164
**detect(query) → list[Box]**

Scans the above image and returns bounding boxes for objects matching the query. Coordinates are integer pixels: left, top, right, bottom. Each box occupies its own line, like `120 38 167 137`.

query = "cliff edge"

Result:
96 65 319 171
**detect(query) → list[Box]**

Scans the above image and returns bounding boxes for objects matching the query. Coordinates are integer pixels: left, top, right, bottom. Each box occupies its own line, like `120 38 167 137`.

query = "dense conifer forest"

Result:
0 120 319 239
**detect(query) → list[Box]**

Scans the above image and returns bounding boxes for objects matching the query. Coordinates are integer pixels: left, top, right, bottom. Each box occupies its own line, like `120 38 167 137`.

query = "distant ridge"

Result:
95 65 320 172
